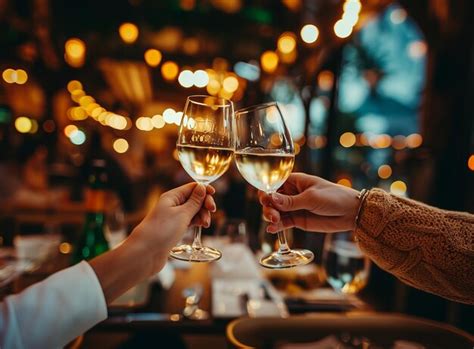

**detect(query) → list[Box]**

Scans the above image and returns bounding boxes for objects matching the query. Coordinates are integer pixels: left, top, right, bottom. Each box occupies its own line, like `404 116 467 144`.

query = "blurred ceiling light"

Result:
67 80 83 93
182 37 200 55
390 180 407 196
15 69 28 84
206 79 221 95
318 70 334 91
119 22 139 44
390 7 407 24
337 178 352 187
152 114 165 128
64 124 78 137
163 108 177 124
300 24 319 44
378 165 392 179
15 116 32 133
334 20 353 38
70 129 86 145
406 133 423 148
260 51 279 73
408 41 427 59
113 138 129 154
144 49 162 67
161 61 179 81
135 116 153 131
277 32 296 54
468 155 474 171
234 61 260 81
178 70 194 88
339 132 356 148
343 0 361 14
222 76 239 93
193 70 209 88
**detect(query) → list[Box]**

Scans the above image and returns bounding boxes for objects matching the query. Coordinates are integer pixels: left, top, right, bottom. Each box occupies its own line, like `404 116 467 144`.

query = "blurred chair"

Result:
226 314 474 348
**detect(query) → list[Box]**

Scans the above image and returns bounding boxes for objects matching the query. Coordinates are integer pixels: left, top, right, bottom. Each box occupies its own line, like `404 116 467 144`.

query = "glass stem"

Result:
191 225 203 250
277 230 291 254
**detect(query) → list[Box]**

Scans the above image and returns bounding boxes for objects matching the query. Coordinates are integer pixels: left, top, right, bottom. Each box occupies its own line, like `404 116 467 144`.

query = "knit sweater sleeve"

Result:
355 188 474 304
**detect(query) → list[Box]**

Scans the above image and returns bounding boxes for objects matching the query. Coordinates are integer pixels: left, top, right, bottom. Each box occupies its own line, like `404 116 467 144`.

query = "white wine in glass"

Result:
170 95 234 262
234 102 314 269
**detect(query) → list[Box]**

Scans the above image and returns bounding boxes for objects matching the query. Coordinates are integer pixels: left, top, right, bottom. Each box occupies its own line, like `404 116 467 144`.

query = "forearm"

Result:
355 189 474 304
89 233 165 304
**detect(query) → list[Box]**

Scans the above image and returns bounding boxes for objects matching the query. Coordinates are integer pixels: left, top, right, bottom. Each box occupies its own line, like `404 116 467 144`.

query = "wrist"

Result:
353 189 370 229
126 228 168 276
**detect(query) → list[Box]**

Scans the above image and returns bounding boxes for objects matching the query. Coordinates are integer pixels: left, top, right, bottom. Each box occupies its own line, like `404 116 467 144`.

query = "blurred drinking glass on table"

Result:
322 231 371 294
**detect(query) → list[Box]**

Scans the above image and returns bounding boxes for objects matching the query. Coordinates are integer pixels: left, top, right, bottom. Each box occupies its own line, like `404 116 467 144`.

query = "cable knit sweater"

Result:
355 188 474 305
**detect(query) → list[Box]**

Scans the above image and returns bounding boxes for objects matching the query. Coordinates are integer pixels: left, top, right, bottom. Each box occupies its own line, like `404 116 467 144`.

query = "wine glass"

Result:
170 95 234 262
234 102 314 268
322 231 371 294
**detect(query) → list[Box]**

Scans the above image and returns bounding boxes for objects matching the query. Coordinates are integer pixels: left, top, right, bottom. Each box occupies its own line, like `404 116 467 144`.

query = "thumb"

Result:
181 184 207 215
270 191 308 212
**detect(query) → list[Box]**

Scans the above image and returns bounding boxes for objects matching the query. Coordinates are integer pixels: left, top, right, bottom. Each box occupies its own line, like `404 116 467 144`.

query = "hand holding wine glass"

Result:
170 95 234 262
234 102 314 269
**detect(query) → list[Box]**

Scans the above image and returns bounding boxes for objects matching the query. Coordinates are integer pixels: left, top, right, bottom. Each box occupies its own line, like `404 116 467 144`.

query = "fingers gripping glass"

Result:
234 102 314 268
170 95 234 262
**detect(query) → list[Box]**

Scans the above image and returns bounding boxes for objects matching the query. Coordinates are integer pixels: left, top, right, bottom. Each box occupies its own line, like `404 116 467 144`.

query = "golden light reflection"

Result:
2 69 16 83
15 69 28 84
119 22 139 44
67 80 83 93
260 51 279 73
144 49 162 67
206 79 221 95
65 38 85 58
222 76 239 93
161 61 179 81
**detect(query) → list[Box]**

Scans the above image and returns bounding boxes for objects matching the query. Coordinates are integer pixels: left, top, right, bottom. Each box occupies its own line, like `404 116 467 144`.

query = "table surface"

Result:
0 248 371 335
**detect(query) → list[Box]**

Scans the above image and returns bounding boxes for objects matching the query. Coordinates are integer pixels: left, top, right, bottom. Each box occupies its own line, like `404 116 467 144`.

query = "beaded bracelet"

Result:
354 188 370 228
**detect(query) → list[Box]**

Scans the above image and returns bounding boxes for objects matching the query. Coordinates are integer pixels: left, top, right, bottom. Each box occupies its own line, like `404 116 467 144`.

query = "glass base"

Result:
260 249 314 269
170 244 222 262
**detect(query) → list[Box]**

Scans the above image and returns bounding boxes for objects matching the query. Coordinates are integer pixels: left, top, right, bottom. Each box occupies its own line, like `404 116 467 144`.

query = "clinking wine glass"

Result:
234 102 314 268
170 95 234 262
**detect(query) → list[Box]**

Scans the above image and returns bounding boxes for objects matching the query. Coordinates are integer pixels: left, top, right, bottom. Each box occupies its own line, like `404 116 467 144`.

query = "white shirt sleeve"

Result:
0 261 107 349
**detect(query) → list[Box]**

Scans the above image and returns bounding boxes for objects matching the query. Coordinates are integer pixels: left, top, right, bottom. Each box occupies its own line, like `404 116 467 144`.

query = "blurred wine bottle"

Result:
72 159 109 263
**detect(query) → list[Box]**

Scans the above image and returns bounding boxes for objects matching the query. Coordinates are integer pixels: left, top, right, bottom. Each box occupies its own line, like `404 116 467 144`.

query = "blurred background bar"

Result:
0 0 472 346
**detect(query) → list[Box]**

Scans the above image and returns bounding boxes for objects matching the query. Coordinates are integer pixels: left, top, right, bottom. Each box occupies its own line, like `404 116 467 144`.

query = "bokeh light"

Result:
67 80 83 93
178 70 194 88
161 61 179 81
144 49 162 67
222 76 239 93
15 69 28 84
193 70 209 88
113 138 129 153
390 180 407 196
119 22 139 44
468 155 474 171
277 32 297 54
15 117 33 133
135 117 153 131
300 24 319 44
64 124 78 137
334 19 353 38
152 114 165 128
65 38 85 59
378 165 392 179
340 132 356 148
337 178 352 187
260 51 279 73
70 129 86 145
406 133 423 148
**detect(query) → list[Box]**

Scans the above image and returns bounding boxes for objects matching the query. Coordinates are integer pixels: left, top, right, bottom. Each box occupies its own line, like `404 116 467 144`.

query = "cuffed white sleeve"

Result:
0 261 107 349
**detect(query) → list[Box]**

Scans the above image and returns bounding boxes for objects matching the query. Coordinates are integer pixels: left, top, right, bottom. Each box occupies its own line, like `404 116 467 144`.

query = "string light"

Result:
222 76 239 93
152 114 165 129
119 23 139 44
193 70 209 88
334 19 353 38
64 124 78 137
135 117 153 131
300 24 319 44
15 69 28 84
65 38 86 67
144 49 162 67
67 80 83 93
70 129 86 145
2 69 28 84
163 108 177 124
406 133 422 148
